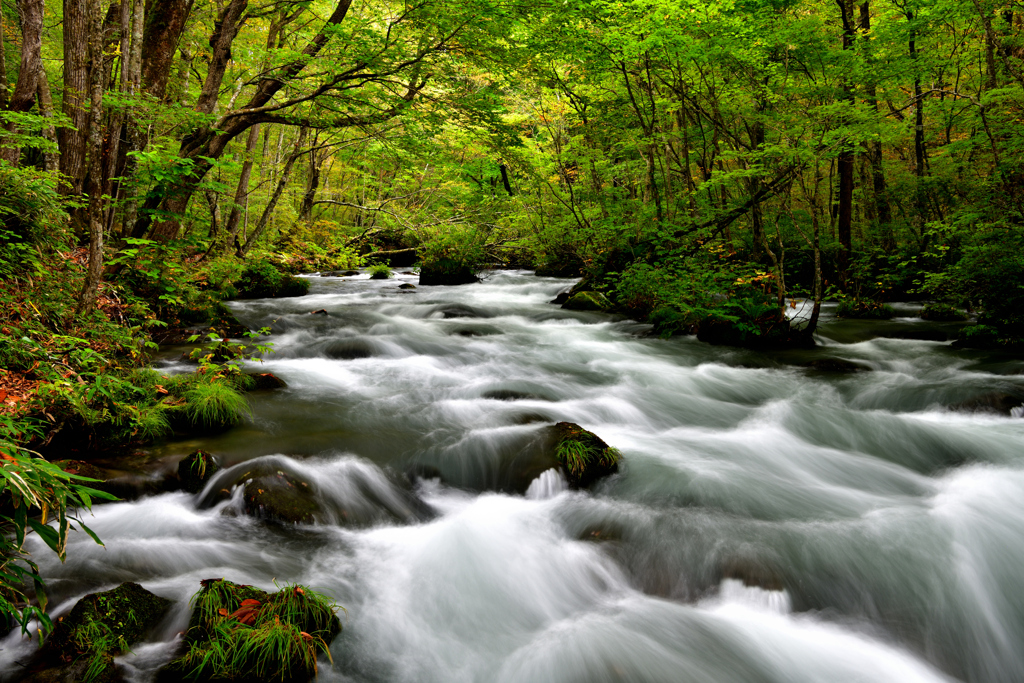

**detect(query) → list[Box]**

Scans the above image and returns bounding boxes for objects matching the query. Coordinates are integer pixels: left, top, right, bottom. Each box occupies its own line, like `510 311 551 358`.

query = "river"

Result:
5 269 1024 683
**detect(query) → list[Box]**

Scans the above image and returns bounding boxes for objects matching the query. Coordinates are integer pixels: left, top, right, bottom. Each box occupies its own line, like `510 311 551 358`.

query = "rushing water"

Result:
5 270 1024 683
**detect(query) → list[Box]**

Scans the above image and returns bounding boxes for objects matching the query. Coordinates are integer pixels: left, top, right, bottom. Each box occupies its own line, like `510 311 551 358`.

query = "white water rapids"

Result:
5 269 1024 682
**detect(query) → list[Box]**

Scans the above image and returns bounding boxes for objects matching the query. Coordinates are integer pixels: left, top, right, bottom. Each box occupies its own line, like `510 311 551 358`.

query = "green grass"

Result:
181 378 251 429
555 438 619 477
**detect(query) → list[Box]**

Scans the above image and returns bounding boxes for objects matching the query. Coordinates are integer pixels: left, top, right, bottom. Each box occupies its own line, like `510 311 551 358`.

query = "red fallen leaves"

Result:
226 599 263 626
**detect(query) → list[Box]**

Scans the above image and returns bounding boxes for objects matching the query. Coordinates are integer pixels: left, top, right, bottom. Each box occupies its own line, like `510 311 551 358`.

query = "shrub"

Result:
0 165 67 279
234 260 310 299
366 263 393 279
835 299 896 319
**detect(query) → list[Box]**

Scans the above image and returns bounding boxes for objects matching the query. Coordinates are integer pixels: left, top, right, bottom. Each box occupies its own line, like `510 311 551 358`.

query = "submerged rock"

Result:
950 391 1024 416
53 460 118 499
26 582 170 683
246 372 288 391
562 291 613 312
801 358 871 374
398 283 416 290
179 450 221 494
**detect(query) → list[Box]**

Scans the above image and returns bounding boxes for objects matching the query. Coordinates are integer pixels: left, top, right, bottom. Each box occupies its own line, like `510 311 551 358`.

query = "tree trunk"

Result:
836 0 856 288
60 0 91 198
223 123 261 250
859 0 893 250
240 127 308 256
78 0 107 314
1 0 46 164
140 0 193 100
36 75 58 172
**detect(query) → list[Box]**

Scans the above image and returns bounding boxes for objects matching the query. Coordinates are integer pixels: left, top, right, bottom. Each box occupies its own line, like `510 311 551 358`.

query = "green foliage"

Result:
417 228 487 276
234 259 310 299
0 440 113 637
0 165 68 279
366 263 393 279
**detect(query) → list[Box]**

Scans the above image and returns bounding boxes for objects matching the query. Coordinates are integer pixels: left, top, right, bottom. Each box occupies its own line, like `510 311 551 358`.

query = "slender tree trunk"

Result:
223 123 261 249
78 0 107 314
240 127 307 255
836 0 856 288
0 8 8 110
859 0 894 250
36 76 58 172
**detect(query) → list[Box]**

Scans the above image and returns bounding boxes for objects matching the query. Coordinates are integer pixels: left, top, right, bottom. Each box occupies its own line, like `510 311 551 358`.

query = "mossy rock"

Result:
179 450 221 494
419 264 480 286
398 283 416 290
241 463 320 524
550 421 620 489
28 583 171 683
159 579 341 683
562 291 613 312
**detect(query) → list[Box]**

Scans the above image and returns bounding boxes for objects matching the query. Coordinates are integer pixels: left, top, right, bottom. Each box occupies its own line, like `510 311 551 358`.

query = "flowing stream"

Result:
5 270 1024 683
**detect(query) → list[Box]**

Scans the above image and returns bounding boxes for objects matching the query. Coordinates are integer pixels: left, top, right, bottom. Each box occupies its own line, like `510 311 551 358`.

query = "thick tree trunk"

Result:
140 0 193 100
1 0 46 164
60 0 91 197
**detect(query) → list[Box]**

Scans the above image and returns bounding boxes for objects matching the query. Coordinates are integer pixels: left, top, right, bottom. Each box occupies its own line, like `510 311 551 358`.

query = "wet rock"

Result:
179 450 221 494
246 372 287 391
562 291 613 312
550 290 571 305
450 324 502 337
310 309 328 315
26 582 171 683
319 270 361 277
801 358 870 374
419 265 480 286
52 460 118 499
242 466 320 525
398 283 416 290
434 304 491 319
323 339 374 359
719 557 785 591
950 391 1024 416
369 270 391 280
482 389 544 401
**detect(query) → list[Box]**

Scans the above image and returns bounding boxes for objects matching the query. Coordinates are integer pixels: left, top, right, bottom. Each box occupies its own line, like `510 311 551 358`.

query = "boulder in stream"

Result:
550 421 620 489
419 265 480 286
398 283 417 290
179 450 221 494
800 358 871 374
25 582 171 683
242 465 320 525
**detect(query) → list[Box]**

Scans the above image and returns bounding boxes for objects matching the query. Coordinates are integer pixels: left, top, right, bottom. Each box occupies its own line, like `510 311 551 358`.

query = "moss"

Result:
562 291 613 312
40 583 171 683
551 422 620 489
160 579 341 683
234 260 310 300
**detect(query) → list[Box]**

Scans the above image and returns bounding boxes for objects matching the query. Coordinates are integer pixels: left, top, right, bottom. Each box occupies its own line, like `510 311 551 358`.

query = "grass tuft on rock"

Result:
161 579 341 683
551 422 620 489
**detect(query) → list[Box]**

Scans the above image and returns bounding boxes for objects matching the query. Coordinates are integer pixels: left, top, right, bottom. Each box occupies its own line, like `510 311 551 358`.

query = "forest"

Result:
1 0 1023 680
